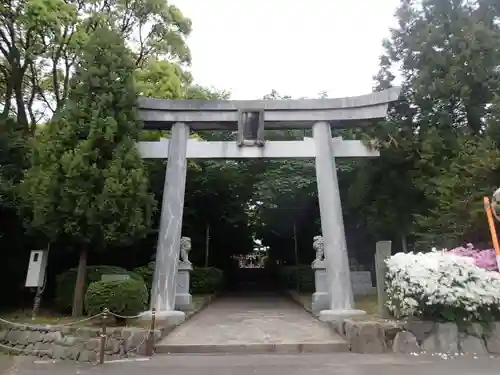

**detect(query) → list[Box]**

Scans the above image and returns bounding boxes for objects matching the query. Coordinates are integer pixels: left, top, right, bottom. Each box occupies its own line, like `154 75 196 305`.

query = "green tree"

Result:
350 0 500 251
19 25 156 316
0 0 192 130
414 133 500 248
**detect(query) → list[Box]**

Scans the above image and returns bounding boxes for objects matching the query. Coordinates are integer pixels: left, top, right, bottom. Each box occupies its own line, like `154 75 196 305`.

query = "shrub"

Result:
278 265 314 292
191 267 224 294
386 251 500 323
84 279 148 322
56 265 143 313
446 243 497 271
294 265 314 292
134 264 224 295
134 262 155 291
278 266 298 289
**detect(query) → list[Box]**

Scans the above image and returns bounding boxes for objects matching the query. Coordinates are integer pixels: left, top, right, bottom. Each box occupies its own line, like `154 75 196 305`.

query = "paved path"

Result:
8 353 500 375
0 355 15 375
156 293 346 353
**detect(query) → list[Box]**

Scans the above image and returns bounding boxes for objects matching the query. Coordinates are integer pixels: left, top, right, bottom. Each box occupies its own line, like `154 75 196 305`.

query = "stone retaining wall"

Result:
0 324 161 362
0 295 216 362
332 319 500 355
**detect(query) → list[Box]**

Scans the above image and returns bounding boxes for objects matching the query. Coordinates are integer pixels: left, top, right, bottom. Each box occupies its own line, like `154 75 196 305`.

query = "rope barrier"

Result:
107 311 149 319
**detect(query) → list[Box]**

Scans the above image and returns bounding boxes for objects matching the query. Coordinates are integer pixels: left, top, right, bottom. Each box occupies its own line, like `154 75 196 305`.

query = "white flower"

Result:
385 250 500 321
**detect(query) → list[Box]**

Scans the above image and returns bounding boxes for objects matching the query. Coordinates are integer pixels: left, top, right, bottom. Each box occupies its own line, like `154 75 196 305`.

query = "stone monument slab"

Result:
351 271 373 296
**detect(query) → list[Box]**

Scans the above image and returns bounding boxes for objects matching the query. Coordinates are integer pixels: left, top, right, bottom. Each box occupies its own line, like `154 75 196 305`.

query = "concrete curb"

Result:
285 290 316 317
185 294 216 320
156 341 349 354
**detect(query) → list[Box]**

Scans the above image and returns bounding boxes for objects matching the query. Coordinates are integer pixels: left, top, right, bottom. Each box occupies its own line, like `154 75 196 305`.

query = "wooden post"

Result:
293 221 298 265
375 241 392 318
99 308 109 364
484 197 500 270
205 224 210 267
31 286 43 320
146 308 156 356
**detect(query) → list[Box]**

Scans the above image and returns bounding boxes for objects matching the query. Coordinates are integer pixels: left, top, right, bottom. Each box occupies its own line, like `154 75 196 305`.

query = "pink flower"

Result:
447 244 498 271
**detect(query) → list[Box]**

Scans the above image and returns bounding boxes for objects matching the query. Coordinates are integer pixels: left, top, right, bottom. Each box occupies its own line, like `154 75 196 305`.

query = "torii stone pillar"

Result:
149 122 189 323
313 122 365 321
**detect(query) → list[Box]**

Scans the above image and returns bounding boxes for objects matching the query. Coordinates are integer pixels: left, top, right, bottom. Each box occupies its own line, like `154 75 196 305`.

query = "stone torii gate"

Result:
137 87 400 323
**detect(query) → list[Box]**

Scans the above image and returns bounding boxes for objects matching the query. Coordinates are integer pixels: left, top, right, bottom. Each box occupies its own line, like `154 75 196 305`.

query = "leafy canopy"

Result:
19 24 156 247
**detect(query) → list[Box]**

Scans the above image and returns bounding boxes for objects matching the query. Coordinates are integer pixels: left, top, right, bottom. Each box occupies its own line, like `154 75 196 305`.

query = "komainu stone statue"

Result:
180 236 191 263
313 235 324 261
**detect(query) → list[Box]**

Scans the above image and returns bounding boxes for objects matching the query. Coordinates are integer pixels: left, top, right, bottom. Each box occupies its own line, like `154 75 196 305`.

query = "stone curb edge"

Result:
285 290 317 318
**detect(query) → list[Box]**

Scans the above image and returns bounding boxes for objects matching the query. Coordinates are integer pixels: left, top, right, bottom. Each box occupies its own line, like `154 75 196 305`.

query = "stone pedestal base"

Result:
175 293 192 311
318 309 366 322
311 259 329 314
312 292 329 314
175 261 193 311
139 309 186 326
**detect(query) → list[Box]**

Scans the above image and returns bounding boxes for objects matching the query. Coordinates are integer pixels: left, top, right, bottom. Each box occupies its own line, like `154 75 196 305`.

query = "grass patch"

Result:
354 293 378 317
0 309 78 326
1 295 214 329
192 295 208 311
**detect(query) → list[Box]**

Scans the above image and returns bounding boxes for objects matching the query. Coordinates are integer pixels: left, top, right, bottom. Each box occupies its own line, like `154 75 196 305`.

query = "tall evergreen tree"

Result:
348 0 500 250
19 25 156 316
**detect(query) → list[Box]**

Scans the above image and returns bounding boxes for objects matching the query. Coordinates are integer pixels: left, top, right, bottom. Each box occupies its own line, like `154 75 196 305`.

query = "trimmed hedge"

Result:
56 265 143 313
191 267 224 294
278 265 314 293
134 263 224 295
133 262 154 294
84 279 148 322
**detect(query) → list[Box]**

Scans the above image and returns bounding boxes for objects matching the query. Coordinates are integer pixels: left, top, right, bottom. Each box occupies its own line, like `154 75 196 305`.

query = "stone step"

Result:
155 340 349 354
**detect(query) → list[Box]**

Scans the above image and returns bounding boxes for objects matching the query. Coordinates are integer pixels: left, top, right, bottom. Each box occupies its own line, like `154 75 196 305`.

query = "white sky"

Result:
171 0 401 100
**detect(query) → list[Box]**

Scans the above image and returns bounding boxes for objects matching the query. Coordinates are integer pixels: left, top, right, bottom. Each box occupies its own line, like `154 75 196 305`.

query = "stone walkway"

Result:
156 293 347 354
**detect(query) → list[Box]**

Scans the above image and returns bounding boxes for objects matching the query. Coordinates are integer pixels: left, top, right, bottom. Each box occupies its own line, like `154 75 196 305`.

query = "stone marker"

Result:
375 241 392 318
351 271 373 296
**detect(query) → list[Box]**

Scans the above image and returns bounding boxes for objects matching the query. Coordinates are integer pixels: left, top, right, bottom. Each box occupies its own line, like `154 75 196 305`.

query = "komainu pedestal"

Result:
312 259 329 314
175 260 193 311
312 235 329 314
175 237 193 311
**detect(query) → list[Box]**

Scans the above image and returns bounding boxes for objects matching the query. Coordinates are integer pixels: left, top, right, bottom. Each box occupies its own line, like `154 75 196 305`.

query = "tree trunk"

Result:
401 234 408 253
71 248 88 317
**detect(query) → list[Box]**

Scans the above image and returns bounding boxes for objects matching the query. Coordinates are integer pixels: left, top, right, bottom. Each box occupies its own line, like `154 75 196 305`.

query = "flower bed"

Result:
386 250 500 323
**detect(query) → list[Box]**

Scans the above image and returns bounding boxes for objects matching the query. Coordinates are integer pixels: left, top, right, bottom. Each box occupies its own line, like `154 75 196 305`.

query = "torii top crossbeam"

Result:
137 87 401 131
